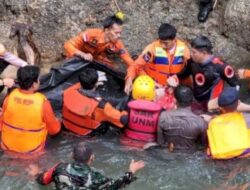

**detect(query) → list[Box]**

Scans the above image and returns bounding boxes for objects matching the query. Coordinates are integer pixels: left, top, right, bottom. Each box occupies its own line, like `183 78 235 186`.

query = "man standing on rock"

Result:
198 0 214 22
64 14 135 94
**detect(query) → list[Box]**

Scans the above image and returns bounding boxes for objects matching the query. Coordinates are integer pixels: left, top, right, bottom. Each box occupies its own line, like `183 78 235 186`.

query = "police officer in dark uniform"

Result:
198 0 214 22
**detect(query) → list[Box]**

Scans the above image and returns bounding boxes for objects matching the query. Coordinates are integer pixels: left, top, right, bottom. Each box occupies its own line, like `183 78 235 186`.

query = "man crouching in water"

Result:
158 85 207 151
28 142 144 189
0 65 61 156
206 87 250 159
64 14 136 94
62 68 128 136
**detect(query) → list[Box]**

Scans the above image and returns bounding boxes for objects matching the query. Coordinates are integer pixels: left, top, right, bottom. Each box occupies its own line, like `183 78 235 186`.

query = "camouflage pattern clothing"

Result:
37 162 136 190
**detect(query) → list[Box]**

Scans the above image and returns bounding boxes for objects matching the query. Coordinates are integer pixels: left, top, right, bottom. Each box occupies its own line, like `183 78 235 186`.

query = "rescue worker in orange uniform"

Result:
0 65 61 155
62 68 128 136
126 23 190 92
64 15 135 94
206 87 250 159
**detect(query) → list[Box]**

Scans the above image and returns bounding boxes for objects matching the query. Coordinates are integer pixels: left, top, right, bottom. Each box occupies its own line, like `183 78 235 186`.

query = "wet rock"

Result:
223 0 250 51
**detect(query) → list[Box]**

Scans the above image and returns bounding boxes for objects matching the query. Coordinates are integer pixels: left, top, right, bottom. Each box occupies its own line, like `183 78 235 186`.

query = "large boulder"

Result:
224 0 250 51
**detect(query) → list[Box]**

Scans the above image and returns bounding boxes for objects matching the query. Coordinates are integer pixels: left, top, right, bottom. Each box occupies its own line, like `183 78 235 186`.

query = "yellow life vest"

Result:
1 89 47 154
207 112 250 159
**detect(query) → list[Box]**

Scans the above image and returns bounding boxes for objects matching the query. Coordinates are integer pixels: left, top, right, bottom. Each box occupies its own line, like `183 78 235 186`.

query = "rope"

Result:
213 0 218 9
112 0 121 11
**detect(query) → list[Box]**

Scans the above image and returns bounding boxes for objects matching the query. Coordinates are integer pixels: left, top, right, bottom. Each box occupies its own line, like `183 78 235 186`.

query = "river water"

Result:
0 130 250 190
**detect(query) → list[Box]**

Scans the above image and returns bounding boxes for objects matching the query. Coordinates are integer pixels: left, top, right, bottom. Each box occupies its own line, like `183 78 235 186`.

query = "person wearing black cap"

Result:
178 35 250 113
28 142 145 189
206 87 250 159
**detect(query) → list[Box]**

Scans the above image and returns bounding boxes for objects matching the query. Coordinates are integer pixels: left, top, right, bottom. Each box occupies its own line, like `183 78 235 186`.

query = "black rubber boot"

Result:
198 0 213 22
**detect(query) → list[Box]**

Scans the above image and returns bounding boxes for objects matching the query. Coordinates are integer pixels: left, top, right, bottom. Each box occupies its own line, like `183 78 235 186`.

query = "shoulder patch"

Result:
90 39 97 46
143 52 152 62
224 65 234 78
119 49 126 55
195 73 206 86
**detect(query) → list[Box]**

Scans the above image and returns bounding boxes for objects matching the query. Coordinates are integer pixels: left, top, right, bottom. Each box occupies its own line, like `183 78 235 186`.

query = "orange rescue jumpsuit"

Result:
64 28 135 80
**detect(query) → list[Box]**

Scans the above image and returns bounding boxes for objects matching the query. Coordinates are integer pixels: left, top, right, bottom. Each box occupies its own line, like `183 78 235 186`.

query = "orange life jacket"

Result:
145 39 187 85
1 89 47 154
62 83 100 136
207 112 250 159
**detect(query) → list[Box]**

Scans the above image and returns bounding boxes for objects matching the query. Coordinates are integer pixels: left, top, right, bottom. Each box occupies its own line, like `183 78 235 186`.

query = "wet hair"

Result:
158 23 177 41
73 142 93 163
174 85 193 107
17 65 40 90
191 36 213 54
102 15 123 29
79 68 98 90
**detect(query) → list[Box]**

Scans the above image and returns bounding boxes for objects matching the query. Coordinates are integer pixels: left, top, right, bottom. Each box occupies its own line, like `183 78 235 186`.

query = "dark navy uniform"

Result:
178 56 239 102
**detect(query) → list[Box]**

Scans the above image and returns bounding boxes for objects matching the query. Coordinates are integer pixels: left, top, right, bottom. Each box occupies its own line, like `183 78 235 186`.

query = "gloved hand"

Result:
97 71 107 86
167 75 179 87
